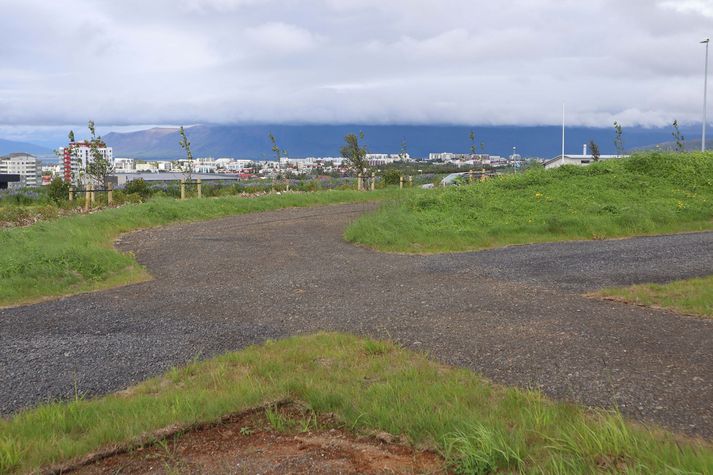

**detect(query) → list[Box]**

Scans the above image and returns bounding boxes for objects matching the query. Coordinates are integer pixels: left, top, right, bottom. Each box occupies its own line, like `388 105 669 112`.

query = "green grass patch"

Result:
0 190 395 307
346 152 713 253
597 275 713 318
1 333 711 474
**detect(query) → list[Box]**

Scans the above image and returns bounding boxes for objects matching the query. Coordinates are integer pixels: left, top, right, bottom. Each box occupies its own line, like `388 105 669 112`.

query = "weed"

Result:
443 424 523 474
363 340 392 356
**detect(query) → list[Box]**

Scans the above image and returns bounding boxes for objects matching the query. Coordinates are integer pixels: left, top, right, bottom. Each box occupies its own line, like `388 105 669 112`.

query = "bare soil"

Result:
63 403 446 475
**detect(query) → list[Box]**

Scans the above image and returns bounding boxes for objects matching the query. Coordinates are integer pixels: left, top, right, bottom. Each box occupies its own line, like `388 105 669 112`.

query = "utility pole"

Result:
561 103 565 159
702 38 710 152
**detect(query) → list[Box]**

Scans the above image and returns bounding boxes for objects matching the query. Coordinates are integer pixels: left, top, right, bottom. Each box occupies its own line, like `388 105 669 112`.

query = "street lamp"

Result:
703 38 710 152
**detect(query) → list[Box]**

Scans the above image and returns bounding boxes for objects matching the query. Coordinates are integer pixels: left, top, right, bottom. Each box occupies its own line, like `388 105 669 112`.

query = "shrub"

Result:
124 178 152 199
382 169 402 186
47 178 69 204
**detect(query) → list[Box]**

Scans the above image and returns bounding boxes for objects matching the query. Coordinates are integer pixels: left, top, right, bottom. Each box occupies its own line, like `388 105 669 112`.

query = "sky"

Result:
0 0 712 144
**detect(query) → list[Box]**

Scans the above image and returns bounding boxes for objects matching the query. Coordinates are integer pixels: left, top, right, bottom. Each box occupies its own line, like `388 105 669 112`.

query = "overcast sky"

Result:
1 0 712 142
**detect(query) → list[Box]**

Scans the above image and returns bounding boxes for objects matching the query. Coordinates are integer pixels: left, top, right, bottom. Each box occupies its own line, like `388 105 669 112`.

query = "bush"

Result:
124 178 152 199
47 178 70 204
382 169 402 186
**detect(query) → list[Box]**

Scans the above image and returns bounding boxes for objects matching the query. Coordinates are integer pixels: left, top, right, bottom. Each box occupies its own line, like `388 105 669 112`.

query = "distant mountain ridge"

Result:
0 138 52 157
104 124 698 160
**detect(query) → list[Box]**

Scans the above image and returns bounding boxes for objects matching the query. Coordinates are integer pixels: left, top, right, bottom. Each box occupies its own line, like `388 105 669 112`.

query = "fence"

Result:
179 179 203 200
68 183 114 211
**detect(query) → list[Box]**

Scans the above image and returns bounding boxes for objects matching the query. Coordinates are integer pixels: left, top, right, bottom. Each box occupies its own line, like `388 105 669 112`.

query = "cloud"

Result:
660 0 713 18
0 0 711 132
244 22 322 53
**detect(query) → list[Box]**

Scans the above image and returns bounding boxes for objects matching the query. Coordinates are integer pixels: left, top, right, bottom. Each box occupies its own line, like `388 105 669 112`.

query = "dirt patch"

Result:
61 403 447 474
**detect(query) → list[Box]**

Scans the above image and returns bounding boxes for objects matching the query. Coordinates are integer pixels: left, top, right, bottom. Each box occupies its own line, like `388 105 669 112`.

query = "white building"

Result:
365 153 411 166
428 152 471 161
156 161 173 172
114 158 136 173
544 144 624 169
0 153 42 187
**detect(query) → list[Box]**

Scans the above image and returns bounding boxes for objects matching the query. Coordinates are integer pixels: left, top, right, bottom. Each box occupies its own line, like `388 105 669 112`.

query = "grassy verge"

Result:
597 275 713 318
0 190 394 307
1 333 711 474
346 152 713 253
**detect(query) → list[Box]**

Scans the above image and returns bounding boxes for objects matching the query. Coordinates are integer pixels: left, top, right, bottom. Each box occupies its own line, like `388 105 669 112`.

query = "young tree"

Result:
613 121 624 157
268 132 287 161
469 129 476 157
85 120 114 187
68 130 75 143
399 138 408 161
178 126 193 182
340 132 368 175
269 132 289 187
672 120 685 152
589 140 601 161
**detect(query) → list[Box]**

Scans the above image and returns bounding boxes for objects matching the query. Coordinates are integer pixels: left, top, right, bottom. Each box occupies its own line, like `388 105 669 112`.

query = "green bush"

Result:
124 179 152 199
47 178 69 204
382 169 402 186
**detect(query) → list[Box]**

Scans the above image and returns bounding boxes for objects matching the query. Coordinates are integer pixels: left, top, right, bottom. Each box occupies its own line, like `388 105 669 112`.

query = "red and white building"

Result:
59 141 113 184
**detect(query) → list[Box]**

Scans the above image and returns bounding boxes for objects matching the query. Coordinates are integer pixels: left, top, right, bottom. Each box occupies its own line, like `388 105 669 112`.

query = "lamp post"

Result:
703 38 710 152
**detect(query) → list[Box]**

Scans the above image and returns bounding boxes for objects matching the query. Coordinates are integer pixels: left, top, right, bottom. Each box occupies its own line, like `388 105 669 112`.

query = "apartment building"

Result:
0 153 42 187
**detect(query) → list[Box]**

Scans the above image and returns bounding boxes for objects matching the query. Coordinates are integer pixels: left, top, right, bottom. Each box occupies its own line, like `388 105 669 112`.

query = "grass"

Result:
597 275 713 318
346 151 713 253
0 189 395 307
1 333 712 474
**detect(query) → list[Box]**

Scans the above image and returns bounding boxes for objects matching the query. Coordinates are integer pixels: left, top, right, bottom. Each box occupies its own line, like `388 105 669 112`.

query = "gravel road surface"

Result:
1 203 712 438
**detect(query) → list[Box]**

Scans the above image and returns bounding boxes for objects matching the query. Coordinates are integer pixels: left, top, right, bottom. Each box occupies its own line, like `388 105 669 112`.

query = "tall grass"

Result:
0 190 394 307
346 152 713 253
1 333 711 474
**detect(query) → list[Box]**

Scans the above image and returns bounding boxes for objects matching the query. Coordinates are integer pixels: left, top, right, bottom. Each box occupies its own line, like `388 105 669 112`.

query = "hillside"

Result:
103 124 690 160
0 139 52 157
346 151 713 253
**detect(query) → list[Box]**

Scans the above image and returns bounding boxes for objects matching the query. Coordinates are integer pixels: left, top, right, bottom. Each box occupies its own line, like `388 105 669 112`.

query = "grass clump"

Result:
597 275 713 318
1 333 712 474
346 151 713 253
0 189 394 307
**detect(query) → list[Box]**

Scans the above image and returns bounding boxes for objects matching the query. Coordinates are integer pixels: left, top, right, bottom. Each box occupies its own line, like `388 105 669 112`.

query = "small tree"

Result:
178 126 193 182
269 132 289 188
672 120 685 152
68 130 75 143
613 121 624 157
469 129 476 157
399 139 408 161
84 120 114 187
340 132 368 175
48 177 70 204
589 140 601 161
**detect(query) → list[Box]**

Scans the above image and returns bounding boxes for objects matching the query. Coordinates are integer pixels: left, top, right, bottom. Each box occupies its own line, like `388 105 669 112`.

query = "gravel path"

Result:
1 203 712 438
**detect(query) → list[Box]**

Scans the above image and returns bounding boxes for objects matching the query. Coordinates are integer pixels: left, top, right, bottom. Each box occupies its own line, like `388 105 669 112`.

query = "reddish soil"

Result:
62 404 447 474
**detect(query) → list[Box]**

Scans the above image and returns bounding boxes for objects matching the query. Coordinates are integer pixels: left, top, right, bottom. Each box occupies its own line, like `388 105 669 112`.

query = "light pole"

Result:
703 38 710 152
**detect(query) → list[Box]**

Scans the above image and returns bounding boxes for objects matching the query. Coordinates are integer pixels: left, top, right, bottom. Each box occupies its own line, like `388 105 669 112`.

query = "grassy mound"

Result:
0 190 392 307
1 333 712 474
346 152 713 253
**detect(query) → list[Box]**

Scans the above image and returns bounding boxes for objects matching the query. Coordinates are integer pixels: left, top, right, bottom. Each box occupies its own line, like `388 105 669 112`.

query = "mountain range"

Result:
0 124 703 161
102 124 699 160
0 138 52 157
